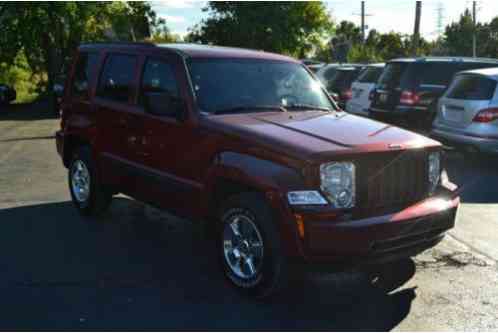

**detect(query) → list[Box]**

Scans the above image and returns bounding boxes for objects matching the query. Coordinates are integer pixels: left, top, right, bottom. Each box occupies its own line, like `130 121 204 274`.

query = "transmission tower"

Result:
435 2 445 38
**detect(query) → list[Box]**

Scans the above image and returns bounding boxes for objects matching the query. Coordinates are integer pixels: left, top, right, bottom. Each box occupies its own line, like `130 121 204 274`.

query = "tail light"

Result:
341 89 353 100
473 107 498 123
400 90 420 105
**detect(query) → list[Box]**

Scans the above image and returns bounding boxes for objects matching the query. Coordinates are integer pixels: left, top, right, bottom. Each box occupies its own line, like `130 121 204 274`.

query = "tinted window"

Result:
97 54 137 103
140 59 181 116
141 59 179 99
188 59 333 114
445 74 497 100
71 52 99 99
378 62 408 89
459 62 498 72
356 66 383 83
418 63 458 87
328 70 360 91
317 66 338 84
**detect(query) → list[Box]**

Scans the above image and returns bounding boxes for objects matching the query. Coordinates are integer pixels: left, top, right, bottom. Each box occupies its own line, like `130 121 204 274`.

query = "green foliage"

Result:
347 45 382 63
0 1 173 103
444 9 476 56
0 52 41 103
186 1 334 57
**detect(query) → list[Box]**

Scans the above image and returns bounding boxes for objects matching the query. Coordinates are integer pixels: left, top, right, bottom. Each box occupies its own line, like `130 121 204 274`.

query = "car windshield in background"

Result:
378 62 407 89
445 74 497 100
356 67 383 83
187 59 334 114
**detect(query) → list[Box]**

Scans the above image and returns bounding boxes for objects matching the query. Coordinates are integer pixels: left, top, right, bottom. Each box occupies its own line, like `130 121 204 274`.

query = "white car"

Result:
346 63 384 116
432 67 498 154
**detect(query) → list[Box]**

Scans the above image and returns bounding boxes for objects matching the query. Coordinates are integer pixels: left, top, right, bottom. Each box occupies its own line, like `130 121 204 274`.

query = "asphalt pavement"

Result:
0 102 497 330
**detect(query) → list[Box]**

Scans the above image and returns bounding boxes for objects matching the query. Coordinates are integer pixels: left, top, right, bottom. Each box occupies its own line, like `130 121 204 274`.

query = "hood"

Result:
204 111 440 162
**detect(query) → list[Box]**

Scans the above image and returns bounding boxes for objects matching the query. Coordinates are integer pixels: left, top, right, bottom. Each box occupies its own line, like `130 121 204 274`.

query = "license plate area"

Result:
379 93 388 103
443 105 464 123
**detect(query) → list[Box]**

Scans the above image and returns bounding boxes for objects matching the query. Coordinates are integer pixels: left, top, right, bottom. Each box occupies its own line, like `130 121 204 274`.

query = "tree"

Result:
0 2 168 104
443 9 475 56
376 32 409 60
186 1 333 57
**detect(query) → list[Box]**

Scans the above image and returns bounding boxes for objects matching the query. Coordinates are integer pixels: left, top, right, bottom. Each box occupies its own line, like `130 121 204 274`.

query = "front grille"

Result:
356 150 429 216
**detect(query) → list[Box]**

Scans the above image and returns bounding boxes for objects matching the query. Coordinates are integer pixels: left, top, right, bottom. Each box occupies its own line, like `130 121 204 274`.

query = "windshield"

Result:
187 59 335 114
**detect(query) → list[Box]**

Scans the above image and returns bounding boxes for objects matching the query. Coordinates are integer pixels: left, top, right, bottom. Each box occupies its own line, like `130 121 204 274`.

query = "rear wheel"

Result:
218 193 288 299
68 146 112 217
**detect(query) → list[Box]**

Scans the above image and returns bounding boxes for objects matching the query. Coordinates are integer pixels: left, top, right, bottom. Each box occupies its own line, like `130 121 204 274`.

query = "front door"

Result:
134 55 203 218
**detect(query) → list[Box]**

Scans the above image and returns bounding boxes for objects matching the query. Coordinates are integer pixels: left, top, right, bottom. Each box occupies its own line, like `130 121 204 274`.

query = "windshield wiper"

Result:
285 104 332 112
213 105 287 115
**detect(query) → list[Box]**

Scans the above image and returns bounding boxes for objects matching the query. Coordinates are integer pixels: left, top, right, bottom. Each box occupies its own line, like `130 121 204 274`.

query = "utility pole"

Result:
473 0 477 57
412 1 422 56
361 1 365 43
352 2 371 44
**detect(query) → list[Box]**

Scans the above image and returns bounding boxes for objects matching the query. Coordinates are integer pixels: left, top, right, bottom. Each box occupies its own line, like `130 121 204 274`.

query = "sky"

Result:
151 0 498 40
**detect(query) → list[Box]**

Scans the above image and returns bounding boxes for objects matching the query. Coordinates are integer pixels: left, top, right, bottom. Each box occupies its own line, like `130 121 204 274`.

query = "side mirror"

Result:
143 92 186 122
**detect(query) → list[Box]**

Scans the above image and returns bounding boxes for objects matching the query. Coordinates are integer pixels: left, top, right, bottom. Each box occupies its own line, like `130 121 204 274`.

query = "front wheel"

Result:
218 193 289 299
68 146 112 217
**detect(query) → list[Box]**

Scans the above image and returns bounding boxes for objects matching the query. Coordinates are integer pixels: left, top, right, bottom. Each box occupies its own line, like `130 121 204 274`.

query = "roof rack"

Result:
80 42 156 48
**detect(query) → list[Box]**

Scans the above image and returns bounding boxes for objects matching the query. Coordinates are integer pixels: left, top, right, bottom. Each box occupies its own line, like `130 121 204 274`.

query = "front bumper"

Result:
432 126 498 154
291 194 459 268
55 130 64 158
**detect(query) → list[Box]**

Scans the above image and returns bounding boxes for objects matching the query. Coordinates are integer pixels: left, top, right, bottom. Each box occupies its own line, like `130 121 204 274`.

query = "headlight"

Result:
320 162 355 209
428 151 441 193
287 191 328 205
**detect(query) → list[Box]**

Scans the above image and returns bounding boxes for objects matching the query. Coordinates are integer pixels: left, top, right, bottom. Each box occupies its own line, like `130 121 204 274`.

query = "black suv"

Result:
325 65 364 109
369 57 498 130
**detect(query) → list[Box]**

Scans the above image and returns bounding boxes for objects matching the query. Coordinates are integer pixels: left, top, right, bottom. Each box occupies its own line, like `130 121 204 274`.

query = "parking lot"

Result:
1 102 498 330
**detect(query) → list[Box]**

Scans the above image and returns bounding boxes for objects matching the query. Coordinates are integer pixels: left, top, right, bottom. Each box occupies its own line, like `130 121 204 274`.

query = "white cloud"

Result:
160 15 187 23
152 0 196 10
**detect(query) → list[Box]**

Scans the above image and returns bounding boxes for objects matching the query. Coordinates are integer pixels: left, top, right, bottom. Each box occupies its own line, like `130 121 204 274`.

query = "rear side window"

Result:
378 62 408 89
97 54 138 103
356 67 383 83
445 75 497 100
71 52 99 99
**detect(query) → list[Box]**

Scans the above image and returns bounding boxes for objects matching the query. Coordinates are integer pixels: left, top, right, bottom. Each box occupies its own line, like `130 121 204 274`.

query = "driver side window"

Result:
140 58 181 117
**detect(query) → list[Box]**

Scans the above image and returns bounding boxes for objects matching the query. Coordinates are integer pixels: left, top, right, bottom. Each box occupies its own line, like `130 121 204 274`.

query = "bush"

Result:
0 51 41 103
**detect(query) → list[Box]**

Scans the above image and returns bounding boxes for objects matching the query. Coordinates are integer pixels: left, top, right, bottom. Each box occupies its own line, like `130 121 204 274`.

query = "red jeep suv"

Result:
56 43 459 298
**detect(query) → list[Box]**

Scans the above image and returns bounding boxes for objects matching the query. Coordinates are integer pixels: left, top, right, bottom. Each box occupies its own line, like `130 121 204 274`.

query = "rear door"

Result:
437 74 497 128
94 53 143 191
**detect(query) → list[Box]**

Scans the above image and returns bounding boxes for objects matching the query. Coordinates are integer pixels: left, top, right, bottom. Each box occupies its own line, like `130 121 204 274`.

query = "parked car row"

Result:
310 57 498 154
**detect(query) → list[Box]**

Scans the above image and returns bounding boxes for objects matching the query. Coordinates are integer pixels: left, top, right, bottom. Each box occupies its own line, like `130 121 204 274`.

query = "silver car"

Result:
432 67 498 154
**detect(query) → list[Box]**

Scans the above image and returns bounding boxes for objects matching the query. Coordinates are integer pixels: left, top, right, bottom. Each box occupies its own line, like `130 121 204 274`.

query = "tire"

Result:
218 192 288 299
68 146 112 217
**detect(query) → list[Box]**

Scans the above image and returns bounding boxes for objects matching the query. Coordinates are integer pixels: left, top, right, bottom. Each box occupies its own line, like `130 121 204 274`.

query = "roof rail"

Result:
80 42 155 48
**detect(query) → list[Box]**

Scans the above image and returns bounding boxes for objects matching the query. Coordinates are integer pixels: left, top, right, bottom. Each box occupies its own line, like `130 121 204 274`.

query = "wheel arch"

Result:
203 151 307 259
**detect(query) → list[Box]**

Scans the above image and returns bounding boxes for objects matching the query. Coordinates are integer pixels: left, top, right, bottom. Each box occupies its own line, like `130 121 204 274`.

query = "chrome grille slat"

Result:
357 151 428 216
